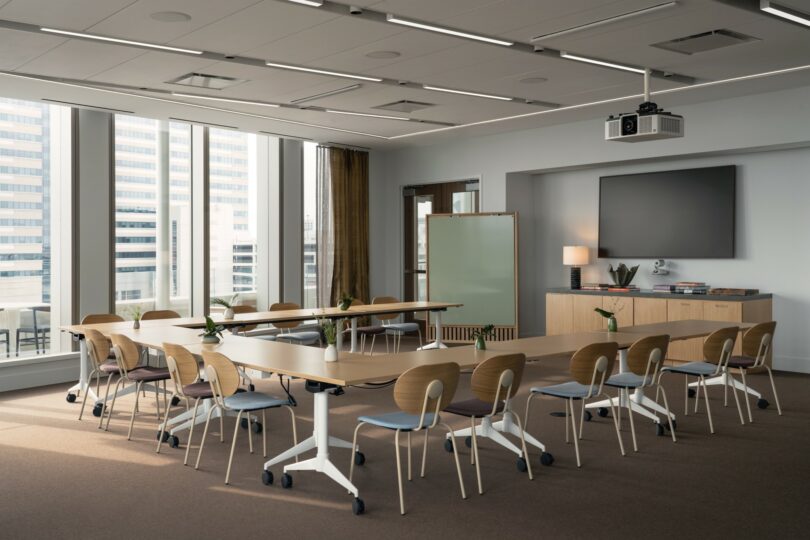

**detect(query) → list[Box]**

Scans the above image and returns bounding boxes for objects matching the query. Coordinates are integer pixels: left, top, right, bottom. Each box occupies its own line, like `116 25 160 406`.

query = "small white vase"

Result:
324 344 338 362
133 319 140 330
224 307 234 320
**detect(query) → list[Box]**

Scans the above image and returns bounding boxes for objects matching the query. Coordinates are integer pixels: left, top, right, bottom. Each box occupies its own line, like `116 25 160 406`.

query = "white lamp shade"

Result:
563 245 590 266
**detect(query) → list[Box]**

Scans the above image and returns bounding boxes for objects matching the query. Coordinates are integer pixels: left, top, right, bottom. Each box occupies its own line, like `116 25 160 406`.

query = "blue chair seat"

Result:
224 391 289 412
276 331 321 344
532 381 598 400
254 335 277 341
358 411 436 431
662 362 717 377
605 372 653 389
385 322 419 335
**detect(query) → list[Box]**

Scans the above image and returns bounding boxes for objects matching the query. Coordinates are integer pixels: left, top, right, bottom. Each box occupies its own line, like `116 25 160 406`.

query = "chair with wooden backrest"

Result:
141 309 181 320
525 342 624 468
103 334 170 439
81 313 125 325
349 362 466 515
78 328 121 421
341 299 385 355
372 296 422 353
195 351 297 485
604 335 677 451
75 314 124 417
725 321 781 421
270 302 322 346
444 353 533 494
661 326 740 434
157 343 218 463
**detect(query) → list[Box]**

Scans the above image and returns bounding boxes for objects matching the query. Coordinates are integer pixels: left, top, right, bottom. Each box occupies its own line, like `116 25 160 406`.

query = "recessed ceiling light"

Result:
422 85 513 101
325 109 410 121
560 52 645 74
531 2 678 42
265 61 382 82
519 76 548 84
149 11 192 23
171 92 279 108
40 27 203 54
386 14 514 46
365 50 401 59
287 0 324 7
760 0 810 27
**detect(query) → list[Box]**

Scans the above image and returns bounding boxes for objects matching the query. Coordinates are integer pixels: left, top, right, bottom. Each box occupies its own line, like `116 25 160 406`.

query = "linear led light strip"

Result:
40 27 203 54
287 0 324 6
265 61 382 82
171 92 279 108
0 72 387 139
325 109 409 121
561 52 645 74
532 2 678 41
385 14 514 46
760 0 810 27
391 62 810 139
422 85 512 101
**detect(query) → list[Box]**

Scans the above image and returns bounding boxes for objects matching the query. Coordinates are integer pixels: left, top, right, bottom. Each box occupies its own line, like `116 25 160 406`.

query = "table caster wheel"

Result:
251 421 263 434
464 436 472 448
92 403 105 418
156 430 169 442
688 388 696 398
262 470 274 486
757 398 769 410
540 452 554 466
281 473 293 489
240 418 249 429
443 439 453 453
354 451 365 466
597 408 608 418
168 435 180 448
656 424 665 437
248 384 256 392
171 396 181 407
352 497 365 515
516 457 528 473
66 393 77 403
667 420 677 431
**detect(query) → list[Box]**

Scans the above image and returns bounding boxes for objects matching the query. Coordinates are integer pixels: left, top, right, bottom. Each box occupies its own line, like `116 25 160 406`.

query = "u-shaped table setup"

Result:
63 311 753 513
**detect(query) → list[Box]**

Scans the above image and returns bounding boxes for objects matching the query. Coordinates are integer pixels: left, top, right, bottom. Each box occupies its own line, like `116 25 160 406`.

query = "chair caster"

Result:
168 435 180 448
688 388 696 398
656 424 665 437
354 451 366 466
240 418 249 429
540 452 554 466
171 396 181 407
248 384 256 392
281 473 293 489
262 470 274 486
352 497 365 515
156 430 169 442
596 408 607 418
464 436 472 448
66 393 77 403
516 457 528 473
92 403 105 418
757 398 769 410
252 421 263 434
443 439 454 452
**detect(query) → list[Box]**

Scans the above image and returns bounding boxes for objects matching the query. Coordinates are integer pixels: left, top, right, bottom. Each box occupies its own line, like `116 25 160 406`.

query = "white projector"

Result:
605 102 683 142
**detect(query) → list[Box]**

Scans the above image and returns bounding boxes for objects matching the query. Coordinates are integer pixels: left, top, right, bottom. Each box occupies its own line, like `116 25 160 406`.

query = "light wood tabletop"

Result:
486 331 649 361
619 320 755 340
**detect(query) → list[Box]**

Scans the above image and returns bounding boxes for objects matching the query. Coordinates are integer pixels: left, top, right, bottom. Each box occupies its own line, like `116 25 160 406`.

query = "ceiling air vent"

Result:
652 29 759 55
166 72 247 90
374 100 434 113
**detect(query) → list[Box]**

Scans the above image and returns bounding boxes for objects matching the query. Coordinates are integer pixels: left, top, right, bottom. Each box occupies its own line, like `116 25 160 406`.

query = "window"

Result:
0 97 71 359
114 116 192 317
302 141 318 308
208 128 258 307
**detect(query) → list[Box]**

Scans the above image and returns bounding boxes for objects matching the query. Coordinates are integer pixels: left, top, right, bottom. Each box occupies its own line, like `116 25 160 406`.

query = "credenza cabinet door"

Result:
703 301 744 355
667 299 705 361
633 298 667 325
546 293 573 335
573 295 604 332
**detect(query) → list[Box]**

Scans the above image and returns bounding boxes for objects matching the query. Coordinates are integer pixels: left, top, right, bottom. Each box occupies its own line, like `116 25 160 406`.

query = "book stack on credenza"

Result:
582 283 640 292
653 282 710 295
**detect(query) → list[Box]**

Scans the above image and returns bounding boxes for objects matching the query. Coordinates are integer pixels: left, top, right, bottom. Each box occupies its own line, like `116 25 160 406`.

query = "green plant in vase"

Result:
320 318 339 362
129 305 142 330
471 324 495 350
338 293 354 311
199 316 225 344
594 307 619 332
211 293 238 320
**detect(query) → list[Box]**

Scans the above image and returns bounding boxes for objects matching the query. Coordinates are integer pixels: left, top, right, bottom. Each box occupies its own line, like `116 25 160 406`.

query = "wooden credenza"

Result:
545 289 773 363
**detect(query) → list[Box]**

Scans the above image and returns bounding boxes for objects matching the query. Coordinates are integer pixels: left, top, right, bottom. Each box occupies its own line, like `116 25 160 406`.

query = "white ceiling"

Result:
0 0 808 148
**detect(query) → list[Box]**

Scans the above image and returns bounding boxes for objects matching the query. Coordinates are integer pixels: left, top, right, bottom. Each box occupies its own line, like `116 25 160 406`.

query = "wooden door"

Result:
667 299 705 361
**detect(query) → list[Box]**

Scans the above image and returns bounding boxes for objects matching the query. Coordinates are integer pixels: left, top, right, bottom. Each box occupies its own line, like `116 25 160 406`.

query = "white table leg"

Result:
263 389 359 498
418 310 448 350
350 318 358 353
67 338 99 403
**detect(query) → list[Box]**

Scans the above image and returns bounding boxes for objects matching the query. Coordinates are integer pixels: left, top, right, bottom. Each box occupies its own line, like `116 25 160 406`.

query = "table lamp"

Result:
563 246 589 290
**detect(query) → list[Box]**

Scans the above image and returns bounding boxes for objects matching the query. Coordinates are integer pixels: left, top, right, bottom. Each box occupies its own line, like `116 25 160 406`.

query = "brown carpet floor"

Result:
1 339 808 539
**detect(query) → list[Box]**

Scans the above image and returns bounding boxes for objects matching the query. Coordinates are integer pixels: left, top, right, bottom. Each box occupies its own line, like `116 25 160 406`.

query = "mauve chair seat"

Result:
727 355 757 369
445 398 504 418
100 361 119 374
182 382 214 399
127 366 170 382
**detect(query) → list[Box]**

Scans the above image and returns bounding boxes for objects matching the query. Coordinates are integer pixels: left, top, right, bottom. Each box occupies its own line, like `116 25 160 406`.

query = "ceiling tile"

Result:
0 0 135 30
0 28 64 70
16 39 144 79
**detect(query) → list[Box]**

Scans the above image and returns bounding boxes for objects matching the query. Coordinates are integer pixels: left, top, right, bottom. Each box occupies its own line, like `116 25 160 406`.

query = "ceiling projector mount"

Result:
605 68 684 142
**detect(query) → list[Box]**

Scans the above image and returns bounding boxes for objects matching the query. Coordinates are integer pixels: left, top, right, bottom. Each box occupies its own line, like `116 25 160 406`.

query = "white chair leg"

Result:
195 404 218 470
407 431 412 481
184 398 201 466
694 376 701 414
104 377 124 431
395 429 405 515
700 375 714 434
78 368 97 421
512 412 534 481
420 428 429 478
262 410 267 458
99 374 116 429
470 416 482 494
683 375 689 416
285 406 299 463
578 399 585 439
127 381 143 440
440 422 467 501
603 393 626 457
625 389 638 452
728 370 745 425
569 399 581 467
740 369 754 422
417 329 423 349
225 410 242 485
349 422 365 483
156 391 177 453
247 409 254 454
765 366 782 415
658 386 677 442
724 376 729 406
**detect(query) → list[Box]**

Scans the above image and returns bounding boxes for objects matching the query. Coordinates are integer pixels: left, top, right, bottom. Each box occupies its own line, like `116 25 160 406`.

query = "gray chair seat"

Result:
99 360 120 374
224 391 289 412
605 372 653 389
532 381 598 400
276 331 321 345
445 398 504 418
358 411 436 431
385 322 419 335
662 361 717 376
254 335 277 341
343 325 385 335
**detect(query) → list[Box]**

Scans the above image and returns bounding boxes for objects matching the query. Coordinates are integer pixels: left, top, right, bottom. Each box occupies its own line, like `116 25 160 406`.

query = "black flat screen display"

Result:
598 166 735 258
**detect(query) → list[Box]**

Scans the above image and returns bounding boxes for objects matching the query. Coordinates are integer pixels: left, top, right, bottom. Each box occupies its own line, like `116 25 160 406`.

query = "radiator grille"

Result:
427 325 517 343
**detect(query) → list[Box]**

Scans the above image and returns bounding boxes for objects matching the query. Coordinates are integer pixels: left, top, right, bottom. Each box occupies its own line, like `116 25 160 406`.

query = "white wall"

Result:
370 84 810 373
